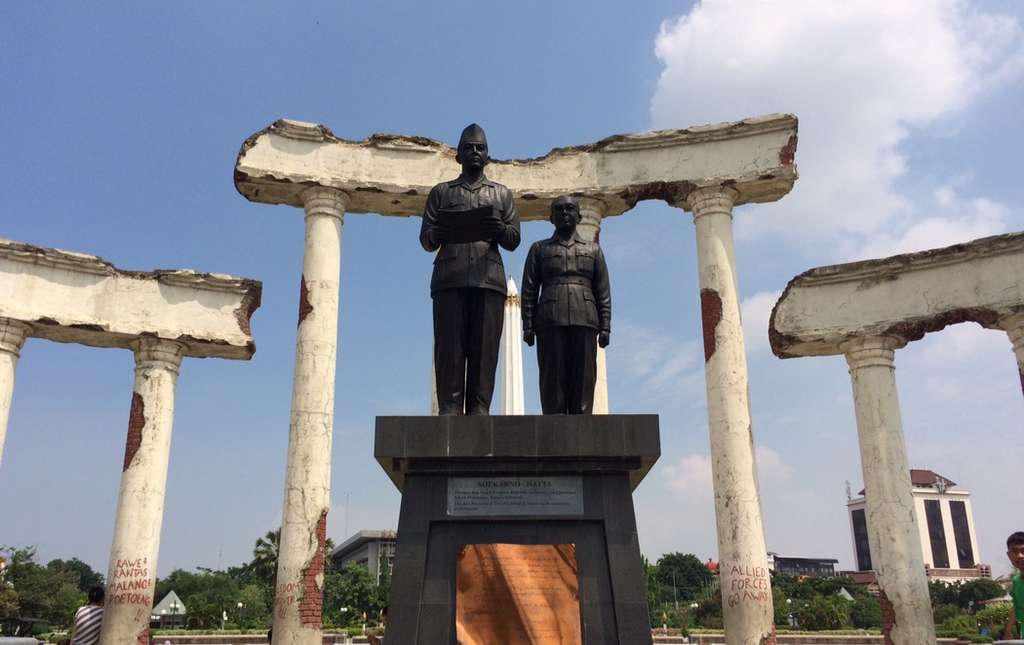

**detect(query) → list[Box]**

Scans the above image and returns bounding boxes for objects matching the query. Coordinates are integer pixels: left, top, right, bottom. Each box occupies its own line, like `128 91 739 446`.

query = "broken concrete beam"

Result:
770 232 1024 358
234 114 798 221
0 238 261 359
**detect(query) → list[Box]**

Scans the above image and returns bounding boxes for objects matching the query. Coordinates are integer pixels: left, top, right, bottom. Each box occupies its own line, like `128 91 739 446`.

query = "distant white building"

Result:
847 469 989 584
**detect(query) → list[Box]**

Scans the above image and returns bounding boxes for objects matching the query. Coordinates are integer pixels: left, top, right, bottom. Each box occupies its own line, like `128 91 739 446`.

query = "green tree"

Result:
959 579 1005 609
694 593 723 629
250 529 281 587
235 584 270 629
934 603 967 624
1 546 83 628
652 553 712 607
975 604 1010 636
45 559 103 593
798 596 851 630
154 569 239 629
772 586 790 626
850 596 882 629
323 563 379 627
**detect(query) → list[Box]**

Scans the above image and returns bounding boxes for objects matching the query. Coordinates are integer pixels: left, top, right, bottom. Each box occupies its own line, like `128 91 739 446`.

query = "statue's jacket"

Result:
521 232 611 332
419 175 520 296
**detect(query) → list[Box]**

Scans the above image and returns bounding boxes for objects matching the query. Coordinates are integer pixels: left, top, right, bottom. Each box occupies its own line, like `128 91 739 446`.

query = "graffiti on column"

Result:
725 562 770 608
109 556 152 608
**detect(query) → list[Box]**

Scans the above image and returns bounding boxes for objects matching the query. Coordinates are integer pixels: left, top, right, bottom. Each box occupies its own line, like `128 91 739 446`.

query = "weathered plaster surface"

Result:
771 232 1024 358
844 338 936 645
0 320 29 467
686 187 775 644
235 114 798 221
100 339 184 645
1000 313 1024 397
273 187 347 645
0 238 261 359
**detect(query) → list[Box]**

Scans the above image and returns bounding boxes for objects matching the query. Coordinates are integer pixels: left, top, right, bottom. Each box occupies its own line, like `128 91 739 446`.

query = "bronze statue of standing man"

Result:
420 124 521 415
522 196 611 414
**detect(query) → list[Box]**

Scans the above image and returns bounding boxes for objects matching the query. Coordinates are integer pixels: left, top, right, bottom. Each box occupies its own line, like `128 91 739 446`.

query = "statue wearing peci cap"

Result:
419 124 521 415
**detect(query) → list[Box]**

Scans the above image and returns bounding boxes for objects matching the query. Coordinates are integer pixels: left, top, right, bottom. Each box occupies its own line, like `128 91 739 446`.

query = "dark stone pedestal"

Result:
375 414 660 645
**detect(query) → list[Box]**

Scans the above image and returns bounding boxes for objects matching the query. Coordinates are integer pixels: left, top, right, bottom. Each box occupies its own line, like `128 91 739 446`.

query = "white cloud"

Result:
847 188 1007 260
610 322 704 406
756 445 792 483
651 0 1023 251
663 445 791 503
663 452 714 502
741 290 781 356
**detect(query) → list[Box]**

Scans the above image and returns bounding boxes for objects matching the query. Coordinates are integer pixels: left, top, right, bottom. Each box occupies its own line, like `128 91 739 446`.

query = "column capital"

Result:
0 319 30 357
576 197 607 244
133 338 185 374
576 196 608 216
301 186 350 221
841 335 906 371
682 185 740 219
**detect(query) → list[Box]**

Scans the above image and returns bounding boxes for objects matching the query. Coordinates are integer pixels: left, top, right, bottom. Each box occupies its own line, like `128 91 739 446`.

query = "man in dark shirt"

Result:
521 196 611 414
419 124 520 415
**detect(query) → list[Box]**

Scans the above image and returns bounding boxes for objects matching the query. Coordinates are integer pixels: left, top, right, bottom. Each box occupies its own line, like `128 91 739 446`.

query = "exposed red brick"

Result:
618 180 696 209
298 510 328 628
123 393 146 471
233 281 262 336
879 589 896 645
298 274 313 326
137 627 150 645
760 625 777 645
700 289 723 362
779 134 798 166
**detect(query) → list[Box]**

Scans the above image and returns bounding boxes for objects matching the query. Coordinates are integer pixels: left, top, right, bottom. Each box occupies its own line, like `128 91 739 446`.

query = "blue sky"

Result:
2 0 1023 580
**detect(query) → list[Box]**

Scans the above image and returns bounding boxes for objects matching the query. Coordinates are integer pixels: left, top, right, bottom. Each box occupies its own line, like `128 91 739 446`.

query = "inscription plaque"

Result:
447 476 584 516
456 543 582 645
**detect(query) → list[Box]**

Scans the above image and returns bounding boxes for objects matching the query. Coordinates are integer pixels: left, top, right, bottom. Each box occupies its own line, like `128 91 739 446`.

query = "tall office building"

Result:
847 469 988 584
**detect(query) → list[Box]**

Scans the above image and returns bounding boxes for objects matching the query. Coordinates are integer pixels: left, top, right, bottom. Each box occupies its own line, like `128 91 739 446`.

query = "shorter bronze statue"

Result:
522 196 611 414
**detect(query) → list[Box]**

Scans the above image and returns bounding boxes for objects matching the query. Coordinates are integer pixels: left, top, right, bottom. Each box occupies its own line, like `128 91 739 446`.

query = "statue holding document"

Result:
419 123 521 415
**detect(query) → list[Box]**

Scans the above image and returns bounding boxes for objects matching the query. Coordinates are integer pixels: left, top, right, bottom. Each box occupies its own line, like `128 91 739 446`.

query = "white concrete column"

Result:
682 186 774 645
273 186 349 645
0 319 29 468
1000 313 1024 398
99 338 184 645
842 335 935 645
577 197 609 414
501 278 525 415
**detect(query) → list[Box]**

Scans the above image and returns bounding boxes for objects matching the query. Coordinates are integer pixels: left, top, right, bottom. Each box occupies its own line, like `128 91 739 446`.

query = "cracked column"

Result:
1000 314 1024 396
273 186 348 644
578 197 609 414
0 319 29 467
842 336 935 645
682 186 774 645
100 339 184 645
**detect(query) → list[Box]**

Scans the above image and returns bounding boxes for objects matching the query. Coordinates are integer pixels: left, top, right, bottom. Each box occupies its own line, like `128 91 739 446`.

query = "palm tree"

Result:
251 529 280 585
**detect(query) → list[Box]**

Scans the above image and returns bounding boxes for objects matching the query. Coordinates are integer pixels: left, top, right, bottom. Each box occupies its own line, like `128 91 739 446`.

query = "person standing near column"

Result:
521 196 611 414
69 586 105 645
419 124 520 415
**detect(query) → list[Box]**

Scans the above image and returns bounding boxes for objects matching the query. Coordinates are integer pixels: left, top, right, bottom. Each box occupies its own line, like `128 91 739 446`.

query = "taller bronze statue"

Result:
522 196 611 414
420 124 521 415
